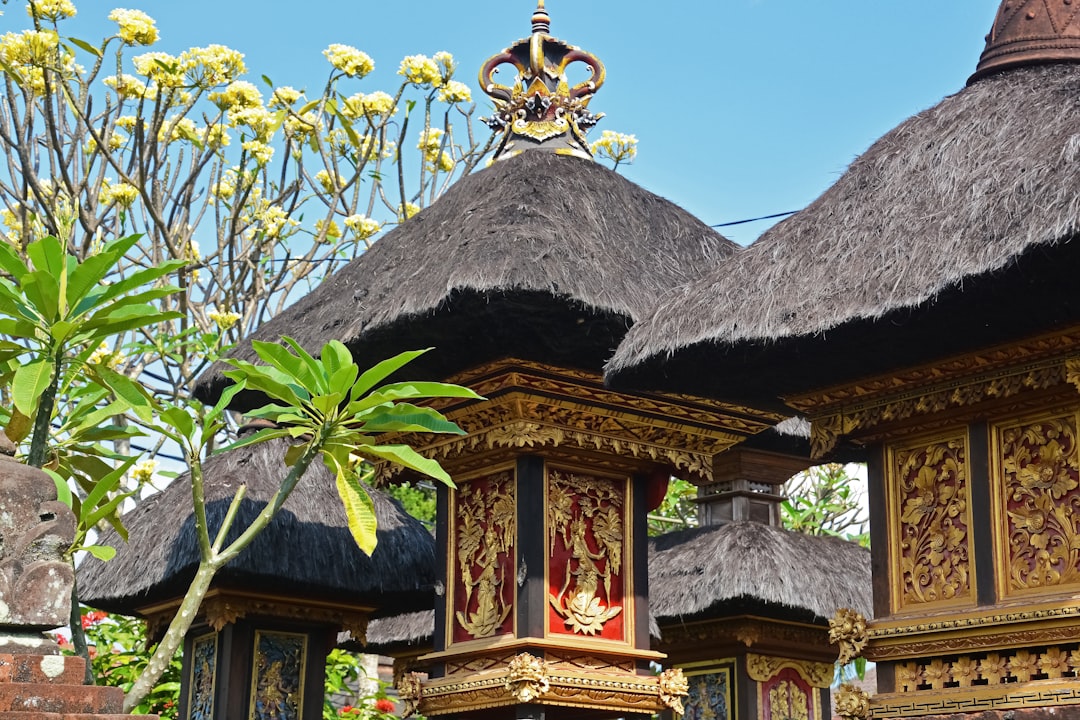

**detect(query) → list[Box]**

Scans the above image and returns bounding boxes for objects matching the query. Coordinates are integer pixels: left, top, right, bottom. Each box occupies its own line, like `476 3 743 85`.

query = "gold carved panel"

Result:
886 434 975 612
994 411 1080 596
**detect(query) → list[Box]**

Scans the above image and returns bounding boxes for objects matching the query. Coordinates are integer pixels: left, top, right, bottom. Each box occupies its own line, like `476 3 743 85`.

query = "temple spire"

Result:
480 1 605 161
970 0 1080 83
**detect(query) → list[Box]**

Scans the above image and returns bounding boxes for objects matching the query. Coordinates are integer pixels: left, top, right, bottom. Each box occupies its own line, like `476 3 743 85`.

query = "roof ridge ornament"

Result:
970 0 1080 84
480 1 605 161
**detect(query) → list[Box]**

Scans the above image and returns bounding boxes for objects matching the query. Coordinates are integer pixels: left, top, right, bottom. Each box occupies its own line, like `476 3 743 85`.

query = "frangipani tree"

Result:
1 0 495 405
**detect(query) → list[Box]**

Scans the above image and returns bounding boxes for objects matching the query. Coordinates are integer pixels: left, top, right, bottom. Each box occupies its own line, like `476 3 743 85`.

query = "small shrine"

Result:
649 429 871 720
78 436 437 720
607 1 1080 717
195 4 792 719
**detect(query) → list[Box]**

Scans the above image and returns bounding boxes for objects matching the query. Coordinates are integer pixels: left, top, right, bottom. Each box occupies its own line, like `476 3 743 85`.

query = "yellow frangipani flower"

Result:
438 80 471 104
181 44 245 87
323 44 374 78
104 73 155 100
397 202 420 221
341 90 396 120
108 8 158 46
435 151 454 173
132 50 184 88
158 115 198 143
314 218 341 239
589 130 638 165
228 105 275 141
88 340 127 369
269 86 301 108
344 214 381 240
283 111 320 140
417 127 444 163
26 0 76 21
207 309 242 330
241 139 274 165
314 169 340 194
398 54 442 87
115 115 138 131
130 458 158 485
209 80 261 110
100 181 139 208
203 123 230 148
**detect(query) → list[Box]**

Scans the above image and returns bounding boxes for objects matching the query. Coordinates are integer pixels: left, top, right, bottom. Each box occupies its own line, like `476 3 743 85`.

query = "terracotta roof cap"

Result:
970 0 1080 83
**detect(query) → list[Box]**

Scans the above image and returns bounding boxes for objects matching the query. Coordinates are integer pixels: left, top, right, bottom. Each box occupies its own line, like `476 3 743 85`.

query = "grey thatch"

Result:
360 610 435 654
77 438 436 615
648 521 871 623
608 63 1080 399
196 150 736 406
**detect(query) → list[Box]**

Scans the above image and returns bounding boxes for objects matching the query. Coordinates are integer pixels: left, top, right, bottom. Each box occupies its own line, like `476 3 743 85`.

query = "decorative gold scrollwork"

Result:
397 671 423 718
834 683 870 720
829 608 869 665
657 668 690 716
505 653 550 703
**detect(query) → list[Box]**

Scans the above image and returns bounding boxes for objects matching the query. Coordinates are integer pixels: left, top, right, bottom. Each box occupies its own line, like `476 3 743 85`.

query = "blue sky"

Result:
50 1 999 244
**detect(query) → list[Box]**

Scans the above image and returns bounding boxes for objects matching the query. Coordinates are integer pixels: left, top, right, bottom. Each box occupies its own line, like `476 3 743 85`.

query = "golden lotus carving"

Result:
548 470 624 636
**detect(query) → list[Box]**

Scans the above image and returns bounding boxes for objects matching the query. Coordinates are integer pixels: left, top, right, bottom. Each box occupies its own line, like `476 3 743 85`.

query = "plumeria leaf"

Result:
361 403 465 434
356 443 453 486
332 464 378 555
43 468 73 508
82 544 117 561
12 359 54 416
351 349 429 397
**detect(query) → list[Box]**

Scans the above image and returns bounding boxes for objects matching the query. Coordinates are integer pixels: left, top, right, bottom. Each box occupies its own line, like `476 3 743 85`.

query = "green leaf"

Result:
251 339 319 393
67 36 103 57
82 544 117 561
4 408 32 443
0 241 28 281
25 236 65 277
333 465 378 555
356 443 453 486
160 406 195 441
216 426 292 454
223 361 306 407
81 458 136 520
21 272 60 322
43 468 73 508
93 366 156 422
321 340 353 378
350 381 481 414
361 403 465 434
282 337 327 393
351 349 429 397
12 359 54 416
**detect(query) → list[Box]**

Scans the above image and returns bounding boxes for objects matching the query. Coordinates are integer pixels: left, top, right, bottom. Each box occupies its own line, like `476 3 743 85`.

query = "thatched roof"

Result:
195 150 736 407
648 521 871 623
355 522 866 655
608 62 1080 403
77 438 436 615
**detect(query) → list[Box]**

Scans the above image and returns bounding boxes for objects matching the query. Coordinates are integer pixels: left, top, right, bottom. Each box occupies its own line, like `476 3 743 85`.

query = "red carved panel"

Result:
449 471 515 645
759 668 814 720
546 469 627 642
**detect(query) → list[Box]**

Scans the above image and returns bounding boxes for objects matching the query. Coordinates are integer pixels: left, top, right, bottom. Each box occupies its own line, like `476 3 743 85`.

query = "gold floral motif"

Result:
454 473 515 639
745 655 833 688
1000 416 1080 591
505 653 550 703
834 683 870 720
923 658 949 689
548 470 624 635
397 672 423 718
828 608 869 665
657 668 689 716
892 438 971 606
1039 647 1069 678
896 662 922 692
768 680 809 720
977 652 1008 685
951 656 977 687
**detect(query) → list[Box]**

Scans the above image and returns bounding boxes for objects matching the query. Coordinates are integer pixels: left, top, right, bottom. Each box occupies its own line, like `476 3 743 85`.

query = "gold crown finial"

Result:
532 1 550 34
480 2 606 161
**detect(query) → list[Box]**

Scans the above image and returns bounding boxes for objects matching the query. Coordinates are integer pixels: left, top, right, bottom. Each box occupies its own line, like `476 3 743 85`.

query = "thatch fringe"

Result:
649 521 872 623
608 64 1080 379
195 150 736 404
77 438 436 615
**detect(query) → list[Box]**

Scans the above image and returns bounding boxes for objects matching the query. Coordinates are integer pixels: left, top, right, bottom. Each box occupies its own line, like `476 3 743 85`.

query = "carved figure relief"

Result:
758 668 814 720
187 633 217 720
451 472 515 642
683 667 732 720
249 631 306 720
999 415 1080 591
547 469 626 639
890 437 972 607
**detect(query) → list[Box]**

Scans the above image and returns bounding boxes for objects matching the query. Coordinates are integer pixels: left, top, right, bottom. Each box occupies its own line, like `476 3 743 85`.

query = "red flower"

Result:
375 699 396 713
81 610 108 629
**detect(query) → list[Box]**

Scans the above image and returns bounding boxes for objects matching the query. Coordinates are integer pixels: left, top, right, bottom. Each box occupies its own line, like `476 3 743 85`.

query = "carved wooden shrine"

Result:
385 359 784 719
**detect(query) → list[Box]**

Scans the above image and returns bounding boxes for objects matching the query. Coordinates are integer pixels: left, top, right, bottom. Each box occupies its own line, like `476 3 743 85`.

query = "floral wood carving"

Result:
834 683 870 720
828 608 869 666
892 437 972 606
548 470 625 637
657 668 689 715
1000 415 1080 591
397 671 423 718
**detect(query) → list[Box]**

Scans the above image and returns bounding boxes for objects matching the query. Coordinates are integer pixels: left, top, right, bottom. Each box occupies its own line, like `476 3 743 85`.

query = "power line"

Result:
712 211 799 227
